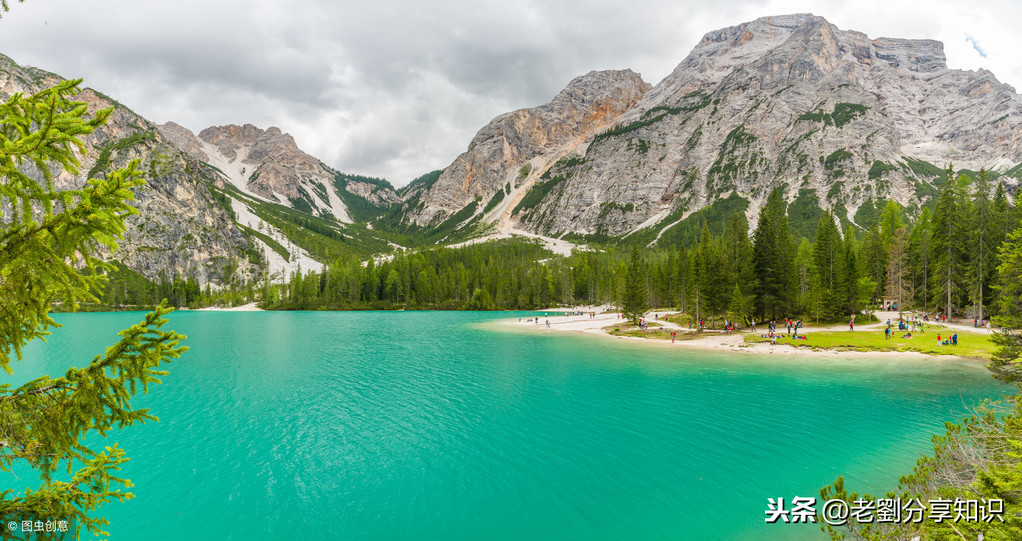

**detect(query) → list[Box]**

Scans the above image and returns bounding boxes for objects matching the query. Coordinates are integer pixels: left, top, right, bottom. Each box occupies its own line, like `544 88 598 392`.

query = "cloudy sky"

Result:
0 0 1018 186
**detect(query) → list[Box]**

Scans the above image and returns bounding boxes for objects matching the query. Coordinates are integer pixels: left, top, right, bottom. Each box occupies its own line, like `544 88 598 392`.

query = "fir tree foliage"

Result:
621 245 648 324
0 78 186 537
820 178 1022 540
753 189 796 319
929 163 969 318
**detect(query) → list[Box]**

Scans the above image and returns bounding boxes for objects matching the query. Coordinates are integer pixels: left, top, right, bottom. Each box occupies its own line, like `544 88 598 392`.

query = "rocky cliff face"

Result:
400 69 650 227
409 14 1022 241
0 53 252 285
160 122 400 223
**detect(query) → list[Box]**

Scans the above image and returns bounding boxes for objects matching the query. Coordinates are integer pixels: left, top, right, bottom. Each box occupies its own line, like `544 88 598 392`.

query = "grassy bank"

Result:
743 326 996 359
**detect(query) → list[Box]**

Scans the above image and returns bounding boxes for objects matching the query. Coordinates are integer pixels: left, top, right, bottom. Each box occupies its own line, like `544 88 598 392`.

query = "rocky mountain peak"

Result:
403 14 1022 244
696 13 819 48
158 121 206 160
871 37 945 73
0 57 252 286
403 69 649 226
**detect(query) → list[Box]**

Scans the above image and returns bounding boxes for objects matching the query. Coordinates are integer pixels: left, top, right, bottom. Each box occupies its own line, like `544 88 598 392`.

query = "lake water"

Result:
4 311 1010 540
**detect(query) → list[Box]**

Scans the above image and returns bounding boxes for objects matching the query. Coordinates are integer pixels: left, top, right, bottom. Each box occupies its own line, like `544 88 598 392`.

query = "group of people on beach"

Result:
884 316 925 339
766 318 803 336
761 318 807 344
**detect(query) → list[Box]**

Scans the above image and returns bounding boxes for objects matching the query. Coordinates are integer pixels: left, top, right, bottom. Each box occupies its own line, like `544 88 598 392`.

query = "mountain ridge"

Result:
5 13 1022 289
404 13 1022 242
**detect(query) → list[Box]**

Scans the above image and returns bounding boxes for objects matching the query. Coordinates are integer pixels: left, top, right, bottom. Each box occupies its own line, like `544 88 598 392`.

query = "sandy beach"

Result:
193 302 264 312
503 307 977 360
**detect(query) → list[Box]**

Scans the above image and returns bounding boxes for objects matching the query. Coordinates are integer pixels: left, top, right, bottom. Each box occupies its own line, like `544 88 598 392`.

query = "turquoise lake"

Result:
4 310 1011 540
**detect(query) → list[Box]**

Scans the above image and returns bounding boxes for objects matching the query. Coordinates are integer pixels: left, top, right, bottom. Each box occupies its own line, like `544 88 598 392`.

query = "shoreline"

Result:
497 310 983 362
192 302 264 312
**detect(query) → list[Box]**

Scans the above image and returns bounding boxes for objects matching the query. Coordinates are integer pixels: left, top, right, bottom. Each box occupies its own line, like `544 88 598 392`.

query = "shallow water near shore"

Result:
5 311 1010 540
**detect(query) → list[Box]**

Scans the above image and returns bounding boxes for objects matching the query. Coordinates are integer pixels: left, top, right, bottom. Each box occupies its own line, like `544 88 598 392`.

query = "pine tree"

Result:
696 221 728 327
753 189 795 319
722 211 756 309
878 200 904 251
862 221 886 300
908 207 933 311
728 283 745 329
988 221 1022 413
794 238 814 315
842 225 867 316
930 164 967 319
969 169 995 322
812 212 845 319
621 245 647 324
0 80 186 537
886 227 909 312
995 225 1022 330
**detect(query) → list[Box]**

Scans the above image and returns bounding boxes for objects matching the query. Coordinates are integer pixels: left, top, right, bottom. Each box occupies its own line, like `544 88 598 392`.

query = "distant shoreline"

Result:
494 309 987 363
192 302 264 312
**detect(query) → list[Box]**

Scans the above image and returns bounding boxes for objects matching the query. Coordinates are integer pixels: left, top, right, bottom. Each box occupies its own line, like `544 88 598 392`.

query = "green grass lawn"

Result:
743 326 996 359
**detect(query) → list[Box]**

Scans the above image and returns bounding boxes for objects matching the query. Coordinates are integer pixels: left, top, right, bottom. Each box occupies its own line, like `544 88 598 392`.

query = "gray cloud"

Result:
0 0 1019 185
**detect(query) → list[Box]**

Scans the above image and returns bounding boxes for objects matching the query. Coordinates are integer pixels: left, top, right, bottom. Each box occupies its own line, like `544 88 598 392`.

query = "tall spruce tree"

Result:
862 221 886 301
0 80 186 537
794 238 814 315
696 221 729 327
886 227 909 311
991 221 1022 383
908 207 933 311
878 200 904 251
621 245 647 324
812 212 845 320
753 189 795 319
930 164 968 319
842 225 867 316
722 211 756 309
969 169 995 322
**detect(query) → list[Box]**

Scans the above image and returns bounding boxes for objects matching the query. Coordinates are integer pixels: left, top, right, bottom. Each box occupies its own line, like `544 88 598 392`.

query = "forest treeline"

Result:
92 164 1022 328
262 165 1022 325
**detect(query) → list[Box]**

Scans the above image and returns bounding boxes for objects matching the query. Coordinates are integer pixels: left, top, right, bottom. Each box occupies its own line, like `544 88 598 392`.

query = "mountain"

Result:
398 69 649 229
0 53 252 286
158 122 400 223
404 14 1022 243
1 51 405 287
7 13 1022 289
157 122 401 279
